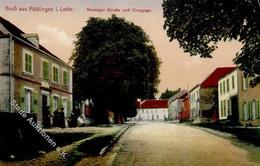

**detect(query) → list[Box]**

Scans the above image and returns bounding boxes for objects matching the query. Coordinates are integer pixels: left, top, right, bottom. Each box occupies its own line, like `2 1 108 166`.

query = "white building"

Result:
168 90 187 120
218 68 239 121
135 100 168 121
189 84 200 120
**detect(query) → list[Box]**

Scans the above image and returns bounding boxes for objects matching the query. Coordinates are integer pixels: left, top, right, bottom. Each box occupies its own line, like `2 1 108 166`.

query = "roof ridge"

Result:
0 16 68 65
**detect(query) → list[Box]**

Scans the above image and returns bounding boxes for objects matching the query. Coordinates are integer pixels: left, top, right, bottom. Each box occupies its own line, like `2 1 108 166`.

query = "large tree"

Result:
71 15 160 123
162 0 260 85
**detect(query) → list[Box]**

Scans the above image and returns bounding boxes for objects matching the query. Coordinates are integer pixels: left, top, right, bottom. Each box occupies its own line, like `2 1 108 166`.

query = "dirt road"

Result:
110 122 260 166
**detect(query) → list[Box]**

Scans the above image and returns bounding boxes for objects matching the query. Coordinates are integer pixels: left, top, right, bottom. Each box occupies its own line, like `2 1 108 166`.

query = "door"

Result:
62 98 68 117
42 94 51 128
25 89 32 113
231 96 239 122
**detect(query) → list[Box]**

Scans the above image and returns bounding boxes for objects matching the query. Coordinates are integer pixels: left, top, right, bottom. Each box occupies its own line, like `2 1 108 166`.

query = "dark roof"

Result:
139 100 168 109
0 16 62 62
189 84 200 93
200 67 236 88
169 89 188 102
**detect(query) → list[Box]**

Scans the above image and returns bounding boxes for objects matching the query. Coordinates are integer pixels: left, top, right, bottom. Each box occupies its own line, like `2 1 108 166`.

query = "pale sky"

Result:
0 0 242 96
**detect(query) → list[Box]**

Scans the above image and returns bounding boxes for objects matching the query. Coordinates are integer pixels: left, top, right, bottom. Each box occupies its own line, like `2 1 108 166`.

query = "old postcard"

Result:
0 0 259 165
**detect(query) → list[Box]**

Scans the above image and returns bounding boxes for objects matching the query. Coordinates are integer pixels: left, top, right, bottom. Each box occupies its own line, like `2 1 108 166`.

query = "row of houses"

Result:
169 67 260 126
0 17 73 127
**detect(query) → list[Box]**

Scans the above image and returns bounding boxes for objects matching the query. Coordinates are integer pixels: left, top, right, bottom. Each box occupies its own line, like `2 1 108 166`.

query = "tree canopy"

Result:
71 15 160 122
162 0 260 85
160 88 180 99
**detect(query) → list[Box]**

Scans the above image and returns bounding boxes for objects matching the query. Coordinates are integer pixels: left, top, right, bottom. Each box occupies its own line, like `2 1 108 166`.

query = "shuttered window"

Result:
63 70 68 86
42 61 49 81
53 66 59 83
24 53 33 74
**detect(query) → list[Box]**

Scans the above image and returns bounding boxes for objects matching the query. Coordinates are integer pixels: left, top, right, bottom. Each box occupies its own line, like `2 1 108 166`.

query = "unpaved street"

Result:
111 122 260 166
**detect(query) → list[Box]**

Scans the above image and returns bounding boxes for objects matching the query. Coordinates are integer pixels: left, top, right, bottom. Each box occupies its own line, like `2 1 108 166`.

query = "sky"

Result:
0 0 242 97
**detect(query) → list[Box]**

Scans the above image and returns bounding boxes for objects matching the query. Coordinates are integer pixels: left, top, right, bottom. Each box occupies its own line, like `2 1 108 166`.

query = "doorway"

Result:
42 94 51 128
231 96 239 122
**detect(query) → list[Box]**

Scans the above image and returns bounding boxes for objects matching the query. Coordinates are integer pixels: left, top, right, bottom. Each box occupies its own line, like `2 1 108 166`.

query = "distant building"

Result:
190 67 235 123
168 90 188 121
135 100 168 121
189 84 200 121
0 17 73 127
179 91 190 121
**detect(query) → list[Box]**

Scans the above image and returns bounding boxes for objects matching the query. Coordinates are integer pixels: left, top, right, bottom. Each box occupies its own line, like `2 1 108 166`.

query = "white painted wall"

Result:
190 86 200 119
135 108 168 121
218 69 238 120
0 37 12 112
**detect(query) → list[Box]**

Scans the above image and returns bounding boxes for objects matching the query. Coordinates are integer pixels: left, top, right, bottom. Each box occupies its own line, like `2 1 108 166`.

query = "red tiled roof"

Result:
200 67 236 88
139 100 168 109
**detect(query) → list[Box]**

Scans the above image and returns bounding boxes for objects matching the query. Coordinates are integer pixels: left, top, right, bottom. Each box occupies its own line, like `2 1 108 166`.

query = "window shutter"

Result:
20 86 25 111
33 91 39 113
50 96 53 113
256 100 259 119
248 101 252 120
59 67 62 84
43 62 49 80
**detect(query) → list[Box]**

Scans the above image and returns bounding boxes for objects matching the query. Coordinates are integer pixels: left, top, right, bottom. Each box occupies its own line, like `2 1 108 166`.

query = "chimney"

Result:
22 33 39 48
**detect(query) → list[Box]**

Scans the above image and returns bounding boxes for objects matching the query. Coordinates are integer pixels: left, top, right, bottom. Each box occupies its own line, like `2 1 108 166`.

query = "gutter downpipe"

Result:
8 35 13 112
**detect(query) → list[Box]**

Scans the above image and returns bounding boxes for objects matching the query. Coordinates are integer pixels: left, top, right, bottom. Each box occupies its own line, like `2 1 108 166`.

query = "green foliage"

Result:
162 0 260 84
160 88 180 99
71 15 161 120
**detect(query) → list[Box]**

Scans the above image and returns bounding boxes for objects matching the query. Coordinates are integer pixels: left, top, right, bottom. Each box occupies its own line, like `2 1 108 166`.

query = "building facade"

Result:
0 17 73 127
189 85 200 121
218 68 260 126
135 100 168 121
218 69 239 121
190 67 235 123
168 90 188 121
179 91 190 121
238 71 260 126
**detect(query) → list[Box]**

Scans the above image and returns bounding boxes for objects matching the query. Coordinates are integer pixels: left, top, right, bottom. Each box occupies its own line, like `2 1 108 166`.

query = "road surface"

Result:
110 122 260 166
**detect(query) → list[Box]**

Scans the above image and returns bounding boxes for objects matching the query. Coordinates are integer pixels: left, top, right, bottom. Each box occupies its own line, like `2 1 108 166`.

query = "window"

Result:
252 100 256 120
42 61 49 81
223 100 226 117
227 79 230 92
63 70 68 86
227 99 231 115
62 98 68 117
24 50 33 74
223 81 226 93
53 66 59 83
24 89 32 113
53 96 59 112
243 102 248 121
242 76 250 90
221 101 223 117
220 82 222 95
232 75 235 89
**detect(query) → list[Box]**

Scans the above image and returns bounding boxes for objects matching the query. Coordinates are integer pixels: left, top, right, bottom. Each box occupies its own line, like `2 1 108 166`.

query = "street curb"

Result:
192 125 237 139
99 123 135 156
